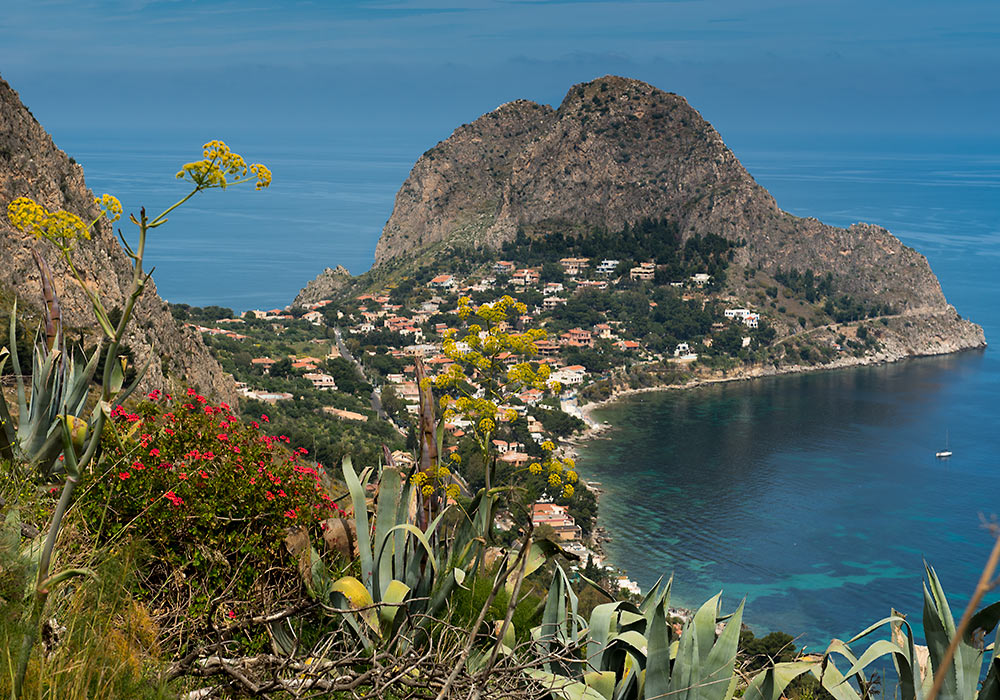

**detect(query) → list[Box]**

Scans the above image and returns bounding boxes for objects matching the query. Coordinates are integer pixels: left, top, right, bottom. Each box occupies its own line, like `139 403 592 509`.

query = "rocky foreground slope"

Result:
373 75 983 356
0 76 236 403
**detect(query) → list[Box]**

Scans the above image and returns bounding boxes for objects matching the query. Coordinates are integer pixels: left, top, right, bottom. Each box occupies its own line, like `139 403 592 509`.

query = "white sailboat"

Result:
936 430 952 459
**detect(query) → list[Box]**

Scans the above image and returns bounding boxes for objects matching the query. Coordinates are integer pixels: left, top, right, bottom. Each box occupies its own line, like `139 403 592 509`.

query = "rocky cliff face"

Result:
374 76 967 319
293 265 352 307
0 75 237 403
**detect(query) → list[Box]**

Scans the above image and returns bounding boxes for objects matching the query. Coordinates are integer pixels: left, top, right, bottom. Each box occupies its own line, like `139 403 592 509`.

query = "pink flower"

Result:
178 472 188 480
260 414 269 423
149 448 160 458
165 490 184 506
187 388 197 396
283 509 297 519
217 433 228 442
199 470 209 479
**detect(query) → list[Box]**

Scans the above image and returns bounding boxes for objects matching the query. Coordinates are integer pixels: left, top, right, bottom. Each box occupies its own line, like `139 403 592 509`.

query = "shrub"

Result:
77 390 345 628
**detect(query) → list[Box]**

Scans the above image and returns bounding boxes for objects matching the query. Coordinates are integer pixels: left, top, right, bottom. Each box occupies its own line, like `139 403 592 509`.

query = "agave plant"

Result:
744 564 1000 700
283 455 505 651
0 250 106 478
527 570 746 700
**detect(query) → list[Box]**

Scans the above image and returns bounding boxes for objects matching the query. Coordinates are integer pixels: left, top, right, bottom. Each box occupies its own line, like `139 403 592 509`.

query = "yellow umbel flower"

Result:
446 483 460 499
7 197 90 247
176 140 271 191
421 484 435 497
95 193 122 222
561 484 575 498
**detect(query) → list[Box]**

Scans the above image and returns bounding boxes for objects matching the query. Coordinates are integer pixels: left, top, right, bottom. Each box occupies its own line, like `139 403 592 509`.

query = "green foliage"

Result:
0 545 175 700
530 572 745 700
285 459 512 653
502 219 740 286
0 305 102 477
77 391 345 623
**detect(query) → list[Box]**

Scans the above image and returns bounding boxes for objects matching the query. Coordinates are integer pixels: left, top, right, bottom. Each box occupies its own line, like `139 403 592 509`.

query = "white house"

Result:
596 259 620 276
303 373 338 391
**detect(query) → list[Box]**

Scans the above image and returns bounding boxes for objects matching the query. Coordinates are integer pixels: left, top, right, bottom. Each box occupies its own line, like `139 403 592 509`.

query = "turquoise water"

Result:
577 136 1000 648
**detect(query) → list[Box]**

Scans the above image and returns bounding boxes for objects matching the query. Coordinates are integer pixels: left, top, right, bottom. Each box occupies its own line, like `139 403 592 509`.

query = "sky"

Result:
3 0 999 144
1 0 998 308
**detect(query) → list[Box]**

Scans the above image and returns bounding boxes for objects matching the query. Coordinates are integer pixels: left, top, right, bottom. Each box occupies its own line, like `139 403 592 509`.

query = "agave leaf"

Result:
525 669 608 700
809 657 863 700
645 596 672 700
342 456 374 592
966 600 1000 647
692 593 723 669
583 671 616 700
604 629 649 664
373 466 402 599
743 661 818 700
114 347 154 405
38 567 96 594
268 620 297 656
579 571 619 604
331 575 378 633
922 579 969 700
835 639 907 681
109 354 126 394
701 598 744 700
586 601 641 672
379 579 411 634
0 357 18 461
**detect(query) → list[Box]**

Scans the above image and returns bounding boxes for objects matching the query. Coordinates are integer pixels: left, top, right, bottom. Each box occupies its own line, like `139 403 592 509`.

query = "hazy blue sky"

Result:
3 0 999 146
2 1 998 307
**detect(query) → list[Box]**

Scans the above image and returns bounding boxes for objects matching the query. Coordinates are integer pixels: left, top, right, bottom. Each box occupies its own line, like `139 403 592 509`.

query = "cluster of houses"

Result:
723 308 761 329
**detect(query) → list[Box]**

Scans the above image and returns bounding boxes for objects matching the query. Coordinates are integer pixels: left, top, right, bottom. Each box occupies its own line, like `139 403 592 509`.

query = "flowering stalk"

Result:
7 140 270 699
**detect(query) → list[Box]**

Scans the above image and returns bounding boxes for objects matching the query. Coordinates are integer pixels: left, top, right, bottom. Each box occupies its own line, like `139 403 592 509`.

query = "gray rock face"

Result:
373 76 965 319
0 75 236 403
294 265 351 306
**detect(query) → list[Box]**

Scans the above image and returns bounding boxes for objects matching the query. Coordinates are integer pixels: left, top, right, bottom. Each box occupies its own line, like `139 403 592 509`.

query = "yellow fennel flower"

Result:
421 484 435 497
95 193 122 222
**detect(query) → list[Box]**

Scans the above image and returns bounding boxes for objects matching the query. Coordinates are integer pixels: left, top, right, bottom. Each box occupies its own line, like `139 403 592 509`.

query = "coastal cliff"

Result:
372 75 983 353
0 75 237 403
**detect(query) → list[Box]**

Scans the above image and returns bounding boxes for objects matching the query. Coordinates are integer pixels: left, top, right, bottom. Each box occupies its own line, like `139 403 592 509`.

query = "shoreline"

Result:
569 334 987 447
560 337 986 601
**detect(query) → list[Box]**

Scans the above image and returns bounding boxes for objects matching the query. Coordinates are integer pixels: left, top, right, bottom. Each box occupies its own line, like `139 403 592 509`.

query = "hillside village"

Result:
181 241 893 597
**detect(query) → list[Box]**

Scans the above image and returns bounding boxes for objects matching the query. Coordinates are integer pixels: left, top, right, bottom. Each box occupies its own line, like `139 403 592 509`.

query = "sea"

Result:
57 129 1000 649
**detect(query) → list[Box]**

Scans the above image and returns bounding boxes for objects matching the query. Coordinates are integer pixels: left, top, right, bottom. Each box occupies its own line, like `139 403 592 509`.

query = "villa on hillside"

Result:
531 502 582 542
430 274 455 289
